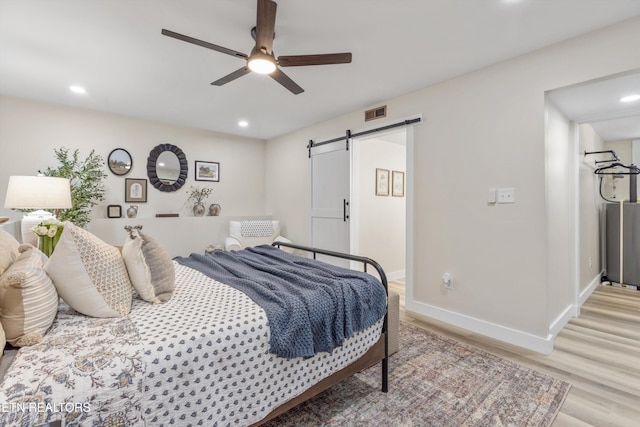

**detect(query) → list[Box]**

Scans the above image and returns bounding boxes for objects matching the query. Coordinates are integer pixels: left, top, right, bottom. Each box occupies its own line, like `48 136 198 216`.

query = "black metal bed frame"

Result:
271 241 389 393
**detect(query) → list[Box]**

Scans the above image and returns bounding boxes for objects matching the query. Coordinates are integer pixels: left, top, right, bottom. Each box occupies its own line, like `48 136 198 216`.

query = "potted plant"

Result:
40 147 106 227
187 186 212 217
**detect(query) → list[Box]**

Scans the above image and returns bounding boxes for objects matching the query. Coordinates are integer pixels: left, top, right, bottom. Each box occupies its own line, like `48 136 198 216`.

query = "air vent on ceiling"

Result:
365 105 387 122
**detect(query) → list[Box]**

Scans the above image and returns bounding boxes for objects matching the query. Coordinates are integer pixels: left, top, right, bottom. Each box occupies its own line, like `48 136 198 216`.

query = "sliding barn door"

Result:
310 141 351 266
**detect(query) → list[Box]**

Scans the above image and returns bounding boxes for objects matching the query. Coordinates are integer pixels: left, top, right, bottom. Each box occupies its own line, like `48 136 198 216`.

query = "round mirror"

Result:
107 148 132 176
147 144 188 192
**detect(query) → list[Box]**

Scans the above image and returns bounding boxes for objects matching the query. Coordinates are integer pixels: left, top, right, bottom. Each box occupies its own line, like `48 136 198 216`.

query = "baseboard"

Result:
579 272 603 306
405 299 554 355
386 269 405 282
548 272 604 340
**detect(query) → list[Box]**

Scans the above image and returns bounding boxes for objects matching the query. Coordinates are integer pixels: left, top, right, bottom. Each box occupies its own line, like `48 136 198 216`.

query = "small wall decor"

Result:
392 170 405 197
375 168 389 196
195 161 220 182
209 203 222 216
126 205 138 218
107 205 122 218
125 178 148 203
107 148 132 176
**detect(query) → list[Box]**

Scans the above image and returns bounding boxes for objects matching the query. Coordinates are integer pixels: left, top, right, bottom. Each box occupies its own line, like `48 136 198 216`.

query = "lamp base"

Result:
20 210 54 246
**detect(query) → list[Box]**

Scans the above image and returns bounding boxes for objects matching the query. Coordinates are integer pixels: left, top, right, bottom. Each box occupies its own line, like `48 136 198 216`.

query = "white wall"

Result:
578 124 605 299
266 18 640 353
0 95 267 254
355 138 406 278
544 100 574 329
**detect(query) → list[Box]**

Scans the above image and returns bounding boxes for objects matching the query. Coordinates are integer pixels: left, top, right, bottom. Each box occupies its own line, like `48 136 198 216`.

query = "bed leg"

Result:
382 321 389 392
382 356 388 392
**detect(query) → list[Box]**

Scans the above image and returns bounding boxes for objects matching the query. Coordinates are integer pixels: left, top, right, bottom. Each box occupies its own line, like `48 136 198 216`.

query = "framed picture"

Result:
107 205 122 218
376 168 389 196
195 161 220 182
107 148 132 176
125 178 147 203
392 170 405 197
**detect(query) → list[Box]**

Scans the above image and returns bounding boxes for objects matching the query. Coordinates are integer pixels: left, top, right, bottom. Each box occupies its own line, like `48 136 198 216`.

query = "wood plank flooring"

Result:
389 280 640 427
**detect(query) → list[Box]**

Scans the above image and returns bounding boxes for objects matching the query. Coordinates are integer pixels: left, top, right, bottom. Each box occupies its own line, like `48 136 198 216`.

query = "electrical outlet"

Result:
497 188 515 204
589 257 593 268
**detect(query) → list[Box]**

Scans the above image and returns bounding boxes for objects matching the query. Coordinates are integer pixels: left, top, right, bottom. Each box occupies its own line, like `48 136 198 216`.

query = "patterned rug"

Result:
263 322 571 427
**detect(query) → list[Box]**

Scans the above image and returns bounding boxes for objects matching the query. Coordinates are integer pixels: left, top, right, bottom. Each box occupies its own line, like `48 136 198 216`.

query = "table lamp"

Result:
3 176 73 246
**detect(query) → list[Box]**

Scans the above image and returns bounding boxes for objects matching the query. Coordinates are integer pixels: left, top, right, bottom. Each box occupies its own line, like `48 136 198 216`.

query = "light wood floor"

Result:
389 280 640 427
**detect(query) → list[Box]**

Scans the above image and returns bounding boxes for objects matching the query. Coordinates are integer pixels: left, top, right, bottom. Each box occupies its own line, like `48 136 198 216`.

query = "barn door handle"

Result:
343 199 350 222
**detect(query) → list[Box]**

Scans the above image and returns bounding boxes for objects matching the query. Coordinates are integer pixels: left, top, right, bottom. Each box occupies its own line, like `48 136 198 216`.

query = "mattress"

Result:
0 261 384 426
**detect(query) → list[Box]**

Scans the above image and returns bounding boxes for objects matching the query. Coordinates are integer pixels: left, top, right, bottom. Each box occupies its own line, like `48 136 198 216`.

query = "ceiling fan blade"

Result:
211 67 251 86
270 68 304 95
255 0 277 53
278 53 352 67
162 29 247 59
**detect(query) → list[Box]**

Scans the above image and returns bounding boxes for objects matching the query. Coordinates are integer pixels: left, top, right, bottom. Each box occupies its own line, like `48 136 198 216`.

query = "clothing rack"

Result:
307 117 422 157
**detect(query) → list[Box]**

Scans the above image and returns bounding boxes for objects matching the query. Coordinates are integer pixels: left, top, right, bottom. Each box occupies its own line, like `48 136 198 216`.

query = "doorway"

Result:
352 129 407 280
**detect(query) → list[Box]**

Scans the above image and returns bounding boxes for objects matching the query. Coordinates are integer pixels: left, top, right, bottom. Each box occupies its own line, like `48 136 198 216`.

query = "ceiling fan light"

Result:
248 57 276 74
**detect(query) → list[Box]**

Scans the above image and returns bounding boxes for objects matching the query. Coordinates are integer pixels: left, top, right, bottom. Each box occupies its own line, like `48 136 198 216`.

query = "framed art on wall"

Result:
125 178 147 203
392 170 405 197
107 205 122 218
375 168 389 196
195 161 220 182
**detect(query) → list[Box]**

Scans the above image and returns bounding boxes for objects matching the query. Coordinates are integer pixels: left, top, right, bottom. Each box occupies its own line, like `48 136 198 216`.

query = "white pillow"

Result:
0 245 58 346
45 222 132 318
0 230 20 277
122 226 175 304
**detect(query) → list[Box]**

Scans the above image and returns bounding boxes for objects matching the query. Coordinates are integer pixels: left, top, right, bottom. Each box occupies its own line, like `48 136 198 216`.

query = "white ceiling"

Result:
547 71 640 141
1 0 640 140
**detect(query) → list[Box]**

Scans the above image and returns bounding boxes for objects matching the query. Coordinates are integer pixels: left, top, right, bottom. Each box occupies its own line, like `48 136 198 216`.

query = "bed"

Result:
0 225 388 427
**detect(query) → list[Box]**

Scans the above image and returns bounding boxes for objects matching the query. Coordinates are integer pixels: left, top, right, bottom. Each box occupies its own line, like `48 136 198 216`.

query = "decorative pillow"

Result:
230 220 280 248
0 245 59 346
0 229 20 277
122 225 175 304
45 222 132 318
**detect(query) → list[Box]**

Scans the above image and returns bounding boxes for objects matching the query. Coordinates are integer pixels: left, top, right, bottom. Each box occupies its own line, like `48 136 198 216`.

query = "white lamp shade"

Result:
4 176 73 209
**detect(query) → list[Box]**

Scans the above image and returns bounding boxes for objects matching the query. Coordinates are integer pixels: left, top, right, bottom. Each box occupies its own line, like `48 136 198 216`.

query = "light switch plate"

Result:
497 188 515 203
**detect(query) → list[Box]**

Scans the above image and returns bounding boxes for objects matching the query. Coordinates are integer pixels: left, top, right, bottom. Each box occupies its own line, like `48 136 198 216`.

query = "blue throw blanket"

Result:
174 245 387 359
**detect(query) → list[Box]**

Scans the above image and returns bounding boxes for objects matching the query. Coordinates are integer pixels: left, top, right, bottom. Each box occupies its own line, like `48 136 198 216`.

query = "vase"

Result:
193 202 206 217
38 227 63 257
127 205 138 218
208 203 221 216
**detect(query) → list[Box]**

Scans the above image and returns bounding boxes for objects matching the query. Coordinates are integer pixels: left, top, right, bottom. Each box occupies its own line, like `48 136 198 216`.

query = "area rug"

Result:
263 322 571 427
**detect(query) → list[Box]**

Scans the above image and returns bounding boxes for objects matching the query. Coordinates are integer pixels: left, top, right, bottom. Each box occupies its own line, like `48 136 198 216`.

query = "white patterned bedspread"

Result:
0 261 384 426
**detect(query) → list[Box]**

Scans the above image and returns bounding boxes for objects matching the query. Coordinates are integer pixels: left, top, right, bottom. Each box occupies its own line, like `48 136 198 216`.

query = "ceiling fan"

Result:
161 0 352 95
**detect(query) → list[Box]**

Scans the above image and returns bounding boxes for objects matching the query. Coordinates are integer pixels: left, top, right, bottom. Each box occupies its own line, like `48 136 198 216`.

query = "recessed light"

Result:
238 120 249 128
69 85 87 95
620 94 640 103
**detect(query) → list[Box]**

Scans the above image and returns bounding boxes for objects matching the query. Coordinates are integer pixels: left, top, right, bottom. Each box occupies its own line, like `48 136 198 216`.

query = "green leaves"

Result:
40 147 107 228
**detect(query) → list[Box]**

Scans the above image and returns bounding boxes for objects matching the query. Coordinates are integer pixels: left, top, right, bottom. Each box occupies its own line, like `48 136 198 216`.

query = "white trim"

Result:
579 272 603 306
406 299 554 355
405 124 415 315
548 303 574 338
570 120 581 311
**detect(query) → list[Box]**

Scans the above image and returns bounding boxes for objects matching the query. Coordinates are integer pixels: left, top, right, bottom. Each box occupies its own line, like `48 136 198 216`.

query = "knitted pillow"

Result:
0 245 59 346
122 225 175 304
45 222 132 318
0 230 20 277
